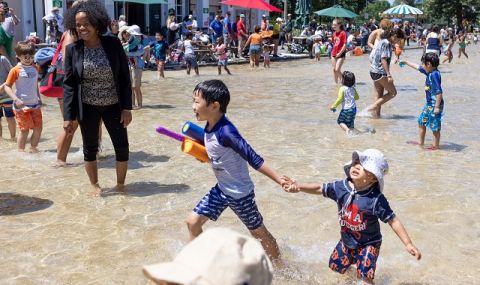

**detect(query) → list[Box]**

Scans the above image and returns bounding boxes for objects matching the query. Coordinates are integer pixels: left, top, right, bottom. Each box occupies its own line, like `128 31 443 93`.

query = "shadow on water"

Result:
43 147 81 154
98 151 170 170
381 114 417 120
396 85 418 91
0 193 53 216
101 182 191 197
141 104 175 110
440 142 468 152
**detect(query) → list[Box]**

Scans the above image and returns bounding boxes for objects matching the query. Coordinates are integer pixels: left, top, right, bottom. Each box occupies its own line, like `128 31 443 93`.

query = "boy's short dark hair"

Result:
185 32 193 39
194 80 230 114
342 71 355 87
156 31 165 37
14 41 35 56
422 53 439 68
254 25 261 33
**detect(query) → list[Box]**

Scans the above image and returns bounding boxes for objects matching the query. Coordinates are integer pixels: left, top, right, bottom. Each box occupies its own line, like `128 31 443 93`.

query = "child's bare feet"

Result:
54 160 67 167
425 145 439 151
116 183 127 193
89 183 102 197
30 146 39 153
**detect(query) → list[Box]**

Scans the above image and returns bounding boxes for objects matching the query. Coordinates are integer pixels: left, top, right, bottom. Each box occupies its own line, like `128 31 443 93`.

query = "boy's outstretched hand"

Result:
280 176 299 193
406 243 422 260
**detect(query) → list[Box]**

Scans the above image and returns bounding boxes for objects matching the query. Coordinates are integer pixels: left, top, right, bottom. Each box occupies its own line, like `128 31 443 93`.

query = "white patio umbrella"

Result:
382 4 423 17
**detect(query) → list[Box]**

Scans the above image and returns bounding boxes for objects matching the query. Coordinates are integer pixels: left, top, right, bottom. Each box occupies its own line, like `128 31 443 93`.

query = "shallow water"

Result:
0 47 479 284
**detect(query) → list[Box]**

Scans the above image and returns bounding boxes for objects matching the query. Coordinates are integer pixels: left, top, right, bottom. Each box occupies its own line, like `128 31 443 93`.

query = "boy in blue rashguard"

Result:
186 80 283 262
400 53 444 150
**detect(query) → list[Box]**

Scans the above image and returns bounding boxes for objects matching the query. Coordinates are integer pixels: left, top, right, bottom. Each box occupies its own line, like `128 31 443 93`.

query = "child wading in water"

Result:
400 53 444 150
183 32 199 76
150 31 169 79
5 42 43 152
313 37 322 61
186 80 283 262
211 37 231 75
262 44 272 68
330 71 359 134
457 31 468 59
442 33 454 64
281 149 421 284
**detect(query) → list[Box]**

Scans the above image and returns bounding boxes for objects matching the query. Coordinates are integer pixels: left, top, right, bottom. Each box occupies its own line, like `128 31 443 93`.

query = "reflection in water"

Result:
0 47 478 284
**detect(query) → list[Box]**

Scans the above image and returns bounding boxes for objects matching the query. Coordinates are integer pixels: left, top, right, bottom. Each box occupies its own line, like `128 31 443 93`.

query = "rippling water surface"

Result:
0 47 479 284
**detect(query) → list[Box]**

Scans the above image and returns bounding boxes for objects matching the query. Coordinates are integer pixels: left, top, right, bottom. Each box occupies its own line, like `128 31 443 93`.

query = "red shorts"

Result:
14 108 42 130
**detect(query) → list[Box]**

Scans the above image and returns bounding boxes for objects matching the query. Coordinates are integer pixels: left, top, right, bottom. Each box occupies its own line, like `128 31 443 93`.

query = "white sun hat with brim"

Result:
143 227 273 285
118 25 130 40
127 25 142 36
344 149 389 192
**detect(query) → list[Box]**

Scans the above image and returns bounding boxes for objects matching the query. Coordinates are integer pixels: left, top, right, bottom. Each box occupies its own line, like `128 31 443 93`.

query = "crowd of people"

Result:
0 0 478 284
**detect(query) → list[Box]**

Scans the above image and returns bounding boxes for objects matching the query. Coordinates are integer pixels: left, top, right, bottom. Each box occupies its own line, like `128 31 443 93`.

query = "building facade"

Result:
15 0 269 42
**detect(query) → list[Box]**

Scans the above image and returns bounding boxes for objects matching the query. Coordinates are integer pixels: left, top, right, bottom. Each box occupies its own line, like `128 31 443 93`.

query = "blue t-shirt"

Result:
419 67 443 108
223 17 231 34
210 20 223 37
204 116 264 199
323 179 396 249
151 40 169 60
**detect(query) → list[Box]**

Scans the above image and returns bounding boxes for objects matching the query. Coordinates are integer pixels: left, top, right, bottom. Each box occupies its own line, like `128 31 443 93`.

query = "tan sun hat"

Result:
143 228 273 285
344 149 389 192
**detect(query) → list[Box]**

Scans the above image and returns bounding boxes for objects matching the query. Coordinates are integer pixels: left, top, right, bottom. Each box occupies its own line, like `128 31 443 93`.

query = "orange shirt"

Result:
250 33 263 45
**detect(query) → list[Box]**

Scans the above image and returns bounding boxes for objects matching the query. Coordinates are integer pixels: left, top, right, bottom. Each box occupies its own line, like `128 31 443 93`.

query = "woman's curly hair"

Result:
64 0 111 36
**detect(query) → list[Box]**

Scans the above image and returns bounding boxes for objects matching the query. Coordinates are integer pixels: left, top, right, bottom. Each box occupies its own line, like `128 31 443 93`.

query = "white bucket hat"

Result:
344 149 389 192
143 228 273 285
127 25 142 36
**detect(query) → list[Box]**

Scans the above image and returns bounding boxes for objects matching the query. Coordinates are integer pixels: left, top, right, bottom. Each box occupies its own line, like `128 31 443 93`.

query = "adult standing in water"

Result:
367 28 405 118
56 0 89 165
331 19 347 84
367 19 393 51
63 0 132 196
425 26 443 56
0 2 20 64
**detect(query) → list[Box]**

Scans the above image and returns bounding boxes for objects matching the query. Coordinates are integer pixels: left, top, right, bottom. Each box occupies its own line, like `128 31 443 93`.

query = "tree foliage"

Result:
362 1 391 22
393 0 416 6
424 0 480 27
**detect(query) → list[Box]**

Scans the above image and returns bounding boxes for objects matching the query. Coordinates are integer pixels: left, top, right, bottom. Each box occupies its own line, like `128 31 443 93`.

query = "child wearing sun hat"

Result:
281 149 421 283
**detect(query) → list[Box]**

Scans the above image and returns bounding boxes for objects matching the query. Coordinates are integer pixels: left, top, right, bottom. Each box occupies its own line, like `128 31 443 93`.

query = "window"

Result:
176 0 184 22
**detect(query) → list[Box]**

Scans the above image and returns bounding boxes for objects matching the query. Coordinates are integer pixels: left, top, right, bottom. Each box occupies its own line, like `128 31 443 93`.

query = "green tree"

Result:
393 0 416 6
424 0 480 27
362 1 391 21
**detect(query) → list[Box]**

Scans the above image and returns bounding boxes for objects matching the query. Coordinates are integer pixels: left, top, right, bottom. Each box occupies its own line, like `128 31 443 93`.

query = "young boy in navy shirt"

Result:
281 149 421 283
186 80 283 262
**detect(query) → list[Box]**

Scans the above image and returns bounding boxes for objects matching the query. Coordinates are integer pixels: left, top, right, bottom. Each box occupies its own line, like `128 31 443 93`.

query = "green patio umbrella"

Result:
314 5 358 18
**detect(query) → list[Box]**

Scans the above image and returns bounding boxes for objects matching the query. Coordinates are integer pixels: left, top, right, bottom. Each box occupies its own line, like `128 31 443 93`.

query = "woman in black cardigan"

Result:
63 1 132 196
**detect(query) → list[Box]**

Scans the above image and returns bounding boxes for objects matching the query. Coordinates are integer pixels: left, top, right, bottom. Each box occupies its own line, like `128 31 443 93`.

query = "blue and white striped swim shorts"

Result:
194 185 264 230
